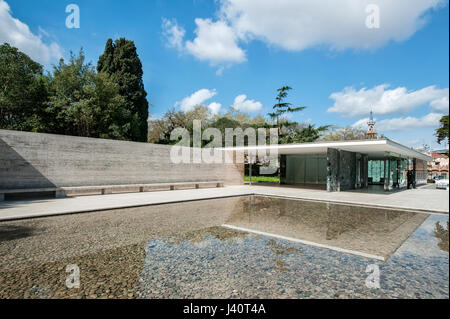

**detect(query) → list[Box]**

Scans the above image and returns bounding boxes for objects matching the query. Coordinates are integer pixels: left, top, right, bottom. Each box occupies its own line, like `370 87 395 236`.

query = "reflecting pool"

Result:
0 196 448 299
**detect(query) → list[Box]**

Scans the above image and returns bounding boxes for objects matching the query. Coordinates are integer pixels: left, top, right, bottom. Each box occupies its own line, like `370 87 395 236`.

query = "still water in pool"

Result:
0 196 448 298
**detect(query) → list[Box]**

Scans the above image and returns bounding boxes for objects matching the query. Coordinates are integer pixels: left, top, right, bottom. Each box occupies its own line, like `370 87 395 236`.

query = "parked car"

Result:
435 179 449 190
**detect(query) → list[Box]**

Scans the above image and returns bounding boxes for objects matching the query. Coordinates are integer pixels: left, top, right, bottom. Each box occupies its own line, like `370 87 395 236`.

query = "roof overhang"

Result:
220 139 432 162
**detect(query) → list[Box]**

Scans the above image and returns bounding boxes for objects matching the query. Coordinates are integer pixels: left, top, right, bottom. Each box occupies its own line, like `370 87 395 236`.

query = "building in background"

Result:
227 139 431 192
365 111 378 140
227 112 431 192
428 152 449 180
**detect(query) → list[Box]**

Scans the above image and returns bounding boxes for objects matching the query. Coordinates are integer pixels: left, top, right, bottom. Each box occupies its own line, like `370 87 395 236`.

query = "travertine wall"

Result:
0 129 243 189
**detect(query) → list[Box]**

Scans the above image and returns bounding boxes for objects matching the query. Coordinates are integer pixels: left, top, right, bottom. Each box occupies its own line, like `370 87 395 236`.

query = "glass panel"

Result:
390 159 398 188
295 157 306 184
305 157 318 184
415 159 427 185
285 156 296 184
398 159 408 188
285 155 327 185
356 157 361 188
368 160 384 184
317 158 327 185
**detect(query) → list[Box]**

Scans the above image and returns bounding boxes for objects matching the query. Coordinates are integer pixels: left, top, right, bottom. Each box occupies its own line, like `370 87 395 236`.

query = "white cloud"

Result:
0 0 62 66
328 84 449 117
231 94 262 112
164 0 447 70
430 95 449 112
185 18 246 65
220 0 446 51
207 102 222 114
162 18 185 51
353 112 444 131
177 89 218 112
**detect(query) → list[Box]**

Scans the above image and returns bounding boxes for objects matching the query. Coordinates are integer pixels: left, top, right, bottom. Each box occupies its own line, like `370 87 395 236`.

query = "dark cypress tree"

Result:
97 38 149 142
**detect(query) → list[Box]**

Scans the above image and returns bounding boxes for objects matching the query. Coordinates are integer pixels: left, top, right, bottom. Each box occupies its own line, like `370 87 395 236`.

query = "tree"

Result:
279 122 329 144
0 43 48 131
268 86 306 135
147 105 213 145
320 126 366 141
435 115 449 145
45 49 128 139
434 221 449 252
97 38 149 142
209 117 241 146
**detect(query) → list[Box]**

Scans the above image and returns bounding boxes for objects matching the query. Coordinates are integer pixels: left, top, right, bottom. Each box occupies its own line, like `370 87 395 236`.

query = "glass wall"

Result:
368 160 385 184
285 154 327 185
415 159 428 185
369 153 423 190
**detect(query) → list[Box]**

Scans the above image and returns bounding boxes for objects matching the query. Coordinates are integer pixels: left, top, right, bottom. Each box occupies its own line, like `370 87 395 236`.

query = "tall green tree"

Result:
279 121 330 144
0 43 48 131
46 49 128 139
268 86 306 135
435 115 449 145
97 38 149 142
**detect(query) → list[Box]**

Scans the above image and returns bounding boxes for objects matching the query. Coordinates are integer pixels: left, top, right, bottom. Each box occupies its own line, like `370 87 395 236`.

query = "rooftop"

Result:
221 138 431 161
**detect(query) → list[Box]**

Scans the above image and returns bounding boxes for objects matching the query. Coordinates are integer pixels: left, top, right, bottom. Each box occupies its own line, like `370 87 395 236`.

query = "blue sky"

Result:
1 0 449 149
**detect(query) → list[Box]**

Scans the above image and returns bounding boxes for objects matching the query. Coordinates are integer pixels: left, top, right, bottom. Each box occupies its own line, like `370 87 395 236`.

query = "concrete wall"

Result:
0 129 243 190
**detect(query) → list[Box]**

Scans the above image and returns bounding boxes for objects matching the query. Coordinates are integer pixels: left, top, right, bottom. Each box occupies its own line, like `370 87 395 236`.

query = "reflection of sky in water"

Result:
396 215 449 258
140 215 448 299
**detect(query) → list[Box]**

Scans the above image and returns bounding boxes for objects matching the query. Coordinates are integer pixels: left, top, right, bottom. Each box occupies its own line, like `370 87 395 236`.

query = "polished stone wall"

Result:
326 148 340 192
327 148 368 192
339 149 357 191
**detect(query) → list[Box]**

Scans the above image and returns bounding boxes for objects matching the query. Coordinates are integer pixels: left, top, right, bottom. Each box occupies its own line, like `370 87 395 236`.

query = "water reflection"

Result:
161 226 248 246
140 214 448 298
267 240 302 273
434 221 449 252
225 196 429 260
0 195 447 299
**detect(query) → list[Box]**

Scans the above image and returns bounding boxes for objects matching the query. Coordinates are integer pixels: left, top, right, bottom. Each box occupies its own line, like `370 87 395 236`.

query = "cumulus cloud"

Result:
231 94 262 112
162 18 185 51
0 0 62 66
207 102 222 114
177 89 218 112
430 95 450 112
164 0 447 71
185 18 246 65
353 112 443 131
220 0 446 51
328 84 449 117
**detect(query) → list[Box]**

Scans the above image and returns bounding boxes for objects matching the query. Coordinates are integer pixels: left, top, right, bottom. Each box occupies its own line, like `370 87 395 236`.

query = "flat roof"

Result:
220 139 432 161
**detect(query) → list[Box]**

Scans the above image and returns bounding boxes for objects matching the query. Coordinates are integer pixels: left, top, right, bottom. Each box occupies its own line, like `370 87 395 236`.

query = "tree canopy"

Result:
98 38 149 142
268 86 306 135
45 49 129 139
320 126 366 141
435 115 449 145
0 43 48 131
0 41 150 142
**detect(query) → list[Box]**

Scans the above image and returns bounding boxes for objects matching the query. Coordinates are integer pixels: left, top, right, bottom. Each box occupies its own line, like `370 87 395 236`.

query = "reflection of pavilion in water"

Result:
224 196 429 260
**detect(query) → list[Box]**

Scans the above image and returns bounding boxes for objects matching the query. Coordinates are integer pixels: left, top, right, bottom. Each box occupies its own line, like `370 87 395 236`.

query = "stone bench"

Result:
0 181 225 201
0 187 65 201
61 181 225 197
